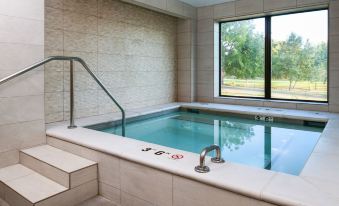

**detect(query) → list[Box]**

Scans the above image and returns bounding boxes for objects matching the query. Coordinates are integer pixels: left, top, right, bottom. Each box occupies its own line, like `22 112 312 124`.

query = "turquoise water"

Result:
98 111 323 175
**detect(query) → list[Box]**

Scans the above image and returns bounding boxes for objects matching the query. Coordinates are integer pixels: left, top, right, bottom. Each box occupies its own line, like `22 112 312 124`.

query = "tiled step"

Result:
76 196 117 206
20 145 97 188
0 164 67 206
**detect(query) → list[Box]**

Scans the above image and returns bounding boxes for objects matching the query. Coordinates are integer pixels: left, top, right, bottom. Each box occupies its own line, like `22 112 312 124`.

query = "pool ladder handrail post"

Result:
0 56 126 137
194 145 225 173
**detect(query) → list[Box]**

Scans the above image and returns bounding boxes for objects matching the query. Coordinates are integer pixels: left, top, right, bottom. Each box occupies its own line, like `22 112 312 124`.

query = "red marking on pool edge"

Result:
171 154 184 160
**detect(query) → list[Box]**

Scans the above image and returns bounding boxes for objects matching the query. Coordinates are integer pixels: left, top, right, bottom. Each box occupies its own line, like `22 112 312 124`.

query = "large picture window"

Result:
219 10 328 102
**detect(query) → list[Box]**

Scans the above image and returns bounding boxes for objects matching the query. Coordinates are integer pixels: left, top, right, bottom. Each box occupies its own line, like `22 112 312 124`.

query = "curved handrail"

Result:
0 56 126 136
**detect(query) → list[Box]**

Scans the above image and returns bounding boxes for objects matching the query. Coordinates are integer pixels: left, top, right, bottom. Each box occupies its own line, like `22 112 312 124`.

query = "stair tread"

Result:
0 164 67 203
0 164 33 182
21 145 96 173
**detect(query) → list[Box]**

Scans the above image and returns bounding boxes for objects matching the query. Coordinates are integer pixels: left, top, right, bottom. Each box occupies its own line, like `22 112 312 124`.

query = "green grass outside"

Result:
223 79 327 91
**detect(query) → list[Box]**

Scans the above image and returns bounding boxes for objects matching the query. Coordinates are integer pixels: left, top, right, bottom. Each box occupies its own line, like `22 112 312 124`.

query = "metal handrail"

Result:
194 145 225 173
0 56 126 136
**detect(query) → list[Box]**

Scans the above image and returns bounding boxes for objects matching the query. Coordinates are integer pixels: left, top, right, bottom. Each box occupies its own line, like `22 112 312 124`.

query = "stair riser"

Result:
70 165 98 188
20 152 98 189
35 179 98 206
1 179 98 206
3 184 33 206
19 152 69 188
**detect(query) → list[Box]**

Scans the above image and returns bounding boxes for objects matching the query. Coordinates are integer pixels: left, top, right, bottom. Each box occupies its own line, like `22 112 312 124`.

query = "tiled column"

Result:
329 0 339 112
196 6 215 102
177 18 197 102
0 0 45 167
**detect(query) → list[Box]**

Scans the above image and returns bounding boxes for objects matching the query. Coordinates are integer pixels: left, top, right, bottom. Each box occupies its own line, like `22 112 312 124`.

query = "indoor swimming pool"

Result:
91 110 324 175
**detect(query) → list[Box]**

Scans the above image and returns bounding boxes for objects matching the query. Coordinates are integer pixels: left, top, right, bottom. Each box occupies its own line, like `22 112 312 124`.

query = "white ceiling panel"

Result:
179 0 234 7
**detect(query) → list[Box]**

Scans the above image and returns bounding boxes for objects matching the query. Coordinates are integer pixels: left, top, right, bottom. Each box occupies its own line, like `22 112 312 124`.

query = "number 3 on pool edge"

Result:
142 148 152 152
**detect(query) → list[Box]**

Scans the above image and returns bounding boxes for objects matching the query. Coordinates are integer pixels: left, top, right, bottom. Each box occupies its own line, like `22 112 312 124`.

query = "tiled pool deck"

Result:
46 102 339 206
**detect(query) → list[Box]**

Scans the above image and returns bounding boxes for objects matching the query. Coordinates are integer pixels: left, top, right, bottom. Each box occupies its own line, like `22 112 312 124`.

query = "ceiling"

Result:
179 0 234 7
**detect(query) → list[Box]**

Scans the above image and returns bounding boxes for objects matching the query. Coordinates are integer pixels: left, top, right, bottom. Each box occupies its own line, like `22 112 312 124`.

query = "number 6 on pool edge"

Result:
155 151 165 155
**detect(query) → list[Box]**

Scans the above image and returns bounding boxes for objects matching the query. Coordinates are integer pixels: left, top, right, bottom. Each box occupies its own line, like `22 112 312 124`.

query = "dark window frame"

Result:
219 9 329 103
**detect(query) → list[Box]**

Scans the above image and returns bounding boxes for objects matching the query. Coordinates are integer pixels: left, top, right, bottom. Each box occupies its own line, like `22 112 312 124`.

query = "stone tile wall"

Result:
0 0 45 167
45 0 178 123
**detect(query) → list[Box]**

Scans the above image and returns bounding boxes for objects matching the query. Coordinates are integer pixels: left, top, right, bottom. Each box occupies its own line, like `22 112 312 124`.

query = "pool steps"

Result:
0 145 98 205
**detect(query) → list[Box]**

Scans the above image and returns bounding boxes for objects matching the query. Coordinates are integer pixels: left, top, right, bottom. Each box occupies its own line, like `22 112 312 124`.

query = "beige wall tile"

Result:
330 0 339 18
63 0 98 16
167 0 184 15
264 0 296 11
0 43 44 72
236 0 264 16
45 71 63 93
173 176 271 206
296 103 329 112
0 15 44 45
95 153 121 188
329 35 339 53
263 101 297 109
0 95 44 125
120 159 172 206
329 103 339 112
45 29 63 51
0 70 44 97
121 191 153 206
177 32 192 46
177 19 192 33
70 165 98 188
45 0 63 9
264 0 297 11
198 57 214 69
64 31 98 53
45 7 63 30
63 11 98 35
0 150 19 168
329 87 339 104
178 83 192 97
0 120 45 153
197 32 214 46
214 2 236 19
198 45 214 59
0 0 44 20
45 92 63 115
297 0 329 7
329 70 339 88
330 17 339 36
197 6 214 20
330 52 339 71
98 0 125 20
183 4 196 19
197 19 214 33
99 182 121 205
197 70 214 84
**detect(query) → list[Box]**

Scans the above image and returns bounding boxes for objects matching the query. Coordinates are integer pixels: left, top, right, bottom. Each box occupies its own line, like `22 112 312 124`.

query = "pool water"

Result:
98 111 324 175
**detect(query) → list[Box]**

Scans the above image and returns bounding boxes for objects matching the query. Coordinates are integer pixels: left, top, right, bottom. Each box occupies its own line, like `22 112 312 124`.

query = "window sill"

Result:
213 96 329 112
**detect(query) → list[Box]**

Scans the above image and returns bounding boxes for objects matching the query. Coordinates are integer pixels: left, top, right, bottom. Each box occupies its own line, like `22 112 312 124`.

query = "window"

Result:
219 10 328 102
